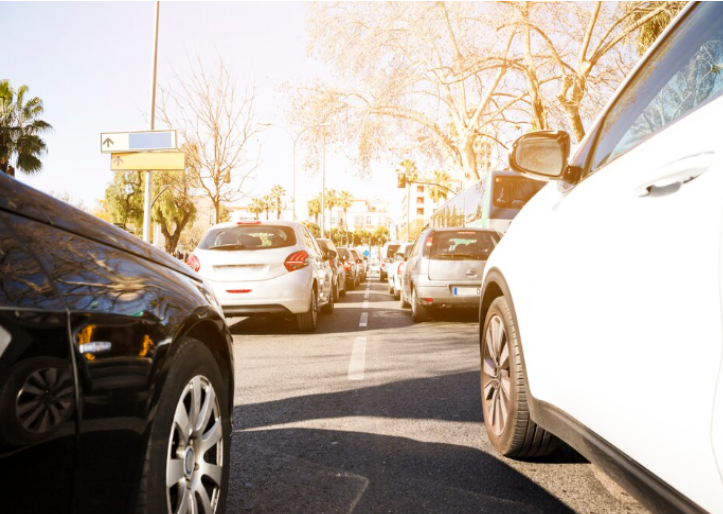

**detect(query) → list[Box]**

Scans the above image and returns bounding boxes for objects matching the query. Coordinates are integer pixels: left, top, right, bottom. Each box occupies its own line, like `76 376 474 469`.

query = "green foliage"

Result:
625 2 687 56
153 169 198 253
105 171 145 233
307 195 322 224
0 80 52 176
371 225 389 246
305 222 321 238
270 184 286 219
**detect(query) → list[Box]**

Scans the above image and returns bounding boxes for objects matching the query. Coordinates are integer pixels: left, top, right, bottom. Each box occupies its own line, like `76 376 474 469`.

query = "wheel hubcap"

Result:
166 375 223 514
482 315 511 436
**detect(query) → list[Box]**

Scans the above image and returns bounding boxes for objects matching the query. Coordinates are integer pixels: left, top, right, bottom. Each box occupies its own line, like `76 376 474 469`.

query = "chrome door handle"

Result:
635 152 714 197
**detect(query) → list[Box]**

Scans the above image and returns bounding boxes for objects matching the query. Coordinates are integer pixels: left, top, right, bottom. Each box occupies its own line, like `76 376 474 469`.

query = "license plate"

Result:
453 287 480 297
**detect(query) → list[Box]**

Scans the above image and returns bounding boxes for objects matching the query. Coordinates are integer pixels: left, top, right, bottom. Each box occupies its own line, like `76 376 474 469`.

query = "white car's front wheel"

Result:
481 296 556 458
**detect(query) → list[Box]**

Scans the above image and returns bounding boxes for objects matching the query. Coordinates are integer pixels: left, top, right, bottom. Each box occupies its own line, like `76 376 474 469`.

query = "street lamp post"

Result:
260 122 330 223
143 1 161 244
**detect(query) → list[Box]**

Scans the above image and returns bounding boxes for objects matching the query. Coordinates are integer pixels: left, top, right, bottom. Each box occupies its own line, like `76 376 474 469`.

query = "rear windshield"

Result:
199 225 296 250
385 244 400 258
429 231 499 260
337 248 352 259
317 240 335 252
492 176 545 210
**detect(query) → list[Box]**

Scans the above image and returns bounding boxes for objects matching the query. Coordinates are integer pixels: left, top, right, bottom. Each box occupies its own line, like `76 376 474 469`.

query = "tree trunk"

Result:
214 201 221 224
460 140 479 181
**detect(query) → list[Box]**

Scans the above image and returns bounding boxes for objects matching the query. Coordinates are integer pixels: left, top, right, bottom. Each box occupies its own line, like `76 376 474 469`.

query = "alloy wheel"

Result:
482 314 511 436
166 375 224 514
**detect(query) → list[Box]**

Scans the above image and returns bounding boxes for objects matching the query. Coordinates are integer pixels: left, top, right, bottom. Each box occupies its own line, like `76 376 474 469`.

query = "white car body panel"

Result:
483 85 723 514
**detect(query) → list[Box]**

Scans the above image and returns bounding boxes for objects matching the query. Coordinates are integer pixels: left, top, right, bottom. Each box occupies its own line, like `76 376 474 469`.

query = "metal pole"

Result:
292 137 297 221
321 133 326 238
143 1 160 244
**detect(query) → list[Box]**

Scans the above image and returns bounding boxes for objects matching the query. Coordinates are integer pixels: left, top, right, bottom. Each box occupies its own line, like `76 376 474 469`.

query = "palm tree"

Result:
337 190 353 231
262 194 273 220
429 170 453 208
270 184 286 220
324 189 338 232
249 197 266 220
0 80 52 177
307 196 321 225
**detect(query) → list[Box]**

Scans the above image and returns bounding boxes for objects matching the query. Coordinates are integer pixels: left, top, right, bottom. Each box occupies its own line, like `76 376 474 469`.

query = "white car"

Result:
388 242 413 300
478 3 723 512
188 220 334 332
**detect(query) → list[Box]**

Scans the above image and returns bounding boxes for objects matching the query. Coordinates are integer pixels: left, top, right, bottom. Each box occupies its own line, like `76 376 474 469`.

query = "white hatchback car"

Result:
479 3 723 512
188 221 334 332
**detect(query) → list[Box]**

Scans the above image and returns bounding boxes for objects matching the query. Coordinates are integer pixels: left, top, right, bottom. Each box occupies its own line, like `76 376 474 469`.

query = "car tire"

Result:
400 288 410 309
481 296 557 458
393 286 400 301
333 280 340 302
136 337 230 514
387 283 393 295
348 279 356 291
340 279 347 298
380 273 386 282
321 287 335 314
296 288 318 332
411 287 428 322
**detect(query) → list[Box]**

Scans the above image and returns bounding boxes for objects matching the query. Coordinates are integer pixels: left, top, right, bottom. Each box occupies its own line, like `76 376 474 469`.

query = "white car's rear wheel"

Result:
296 288 318 332
481 296 557 458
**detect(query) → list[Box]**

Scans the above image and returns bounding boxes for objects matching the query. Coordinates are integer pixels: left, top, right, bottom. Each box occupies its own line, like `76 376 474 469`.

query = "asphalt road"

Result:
224 275 647 514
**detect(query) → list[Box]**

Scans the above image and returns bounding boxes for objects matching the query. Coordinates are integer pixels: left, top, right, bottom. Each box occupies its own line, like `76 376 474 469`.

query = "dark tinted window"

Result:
591 3 723 172
429 231 499 260
385 244 400 258
317 239 336 252
337 248 352 260
491 176 545 210
0 213 62 309
199 224 296 250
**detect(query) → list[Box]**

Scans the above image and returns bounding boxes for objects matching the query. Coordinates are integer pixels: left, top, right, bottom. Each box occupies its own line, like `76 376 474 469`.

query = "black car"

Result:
0 174 234 514
336 247 359 290
316 238 346 300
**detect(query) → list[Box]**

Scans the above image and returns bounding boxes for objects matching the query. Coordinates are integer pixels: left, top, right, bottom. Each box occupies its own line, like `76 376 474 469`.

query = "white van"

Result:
379 240 409 280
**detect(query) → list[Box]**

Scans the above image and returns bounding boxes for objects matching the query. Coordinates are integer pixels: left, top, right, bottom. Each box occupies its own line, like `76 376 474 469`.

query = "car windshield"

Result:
198 225 296 250
337 248 352 260
430 231 499 260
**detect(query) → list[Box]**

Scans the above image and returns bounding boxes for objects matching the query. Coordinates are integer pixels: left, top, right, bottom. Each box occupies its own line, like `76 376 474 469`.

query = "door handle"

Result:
635 152 714 197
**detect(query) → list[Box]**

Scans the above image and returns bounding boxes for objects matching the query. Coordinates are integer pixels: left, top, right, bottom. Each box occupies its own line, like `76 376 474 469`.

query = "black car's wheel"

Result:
411 287 428 322
339 277 347 298
400 287 410 309
297 288 318 332
321 286 335 314
137 337 230 514
393 285 400 300
481 296 557 458
380 272 386 282
333 279 340 302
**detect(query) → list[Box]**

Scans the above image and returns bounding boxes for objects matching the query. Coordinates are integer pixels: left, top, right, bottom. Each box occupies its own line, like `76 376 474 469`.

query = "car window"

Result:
591 3 723 173
429 231 499 261
299 227 319 255
199 224 296 250
0 213 63 309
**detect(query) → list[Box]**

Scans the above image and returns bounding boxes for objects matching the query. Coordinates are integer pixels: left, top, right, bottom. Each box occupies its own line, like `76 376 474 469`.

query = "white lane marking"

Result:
362 300 369 309
359 312 368 327
348 336 367 380
364 290 370 298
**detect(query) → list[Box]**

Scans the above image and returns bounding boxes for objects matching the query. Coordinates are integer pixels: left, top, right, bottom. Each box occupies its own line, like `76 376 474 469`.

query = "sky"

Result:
1 1 405 222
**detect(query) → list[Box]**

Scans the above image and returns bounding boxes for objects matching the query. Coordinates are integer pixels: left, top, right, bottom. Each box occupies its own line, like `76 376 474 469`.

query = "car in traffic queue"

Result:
317 238 346 300
350 248 367 282
337 247 361 290
401 228 500 322
388 242 414 300
380 241 407 281
478 3 723 512
0 173 234 514
188 220 335 333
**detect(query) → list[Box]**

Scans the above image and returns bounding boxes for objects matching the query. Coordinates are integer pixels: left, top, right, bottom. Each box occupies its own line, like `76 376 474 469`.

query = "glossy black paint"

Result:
0 173 233 514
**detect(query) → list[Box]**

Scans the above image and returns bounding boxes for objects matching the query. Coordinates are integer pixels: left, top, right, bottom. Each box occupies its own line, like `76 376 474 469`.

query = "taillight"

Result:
343 262 352 272
186 254 201 272
285 251 309 272
423 236 433 257
397 261 404 274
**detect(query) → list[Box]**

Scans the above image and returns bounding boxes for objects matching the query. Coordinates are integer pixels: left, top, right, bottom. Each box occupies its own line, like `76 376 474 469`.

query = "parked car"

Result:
369 259 381 276
317 238 346 299
337 247 361 289
388 242 414 300
189 220 334 332
0 173 234 514
350 249 366 282
380 241 408 281
401 228 500 321
479 3 723 512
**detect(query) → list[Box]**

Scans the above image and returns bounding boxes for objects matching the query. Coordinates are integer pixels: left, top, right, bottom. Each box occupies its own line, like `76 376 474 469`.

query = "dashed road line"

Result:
348 336 367 380
359 312 368 327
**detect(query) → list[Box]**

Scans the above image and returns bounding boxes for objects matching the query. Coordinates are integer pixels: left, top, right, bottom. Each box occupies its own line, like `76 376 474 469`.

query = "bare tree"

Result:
159 56 262 223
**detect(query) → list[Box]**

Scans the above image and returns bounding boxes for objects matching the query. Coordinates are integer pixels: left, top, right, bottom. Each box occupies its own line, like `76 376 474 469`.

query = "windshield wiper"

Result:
209 244 246 251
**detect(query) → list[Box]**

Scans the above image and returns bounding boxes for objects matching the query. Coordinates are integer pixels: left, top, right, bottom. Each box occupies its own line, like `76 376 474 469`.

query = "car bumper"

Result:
413 279 481 307
207 268 312 316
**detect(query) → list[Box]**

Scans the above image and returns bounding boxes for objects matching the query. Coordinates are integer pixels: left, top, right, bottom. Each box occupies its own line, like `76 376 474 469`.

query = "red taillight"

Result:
237 220 261 224
285 250 309 272
227 289 252 294
343 262 352 272
186 254 201 272
397 262 404 274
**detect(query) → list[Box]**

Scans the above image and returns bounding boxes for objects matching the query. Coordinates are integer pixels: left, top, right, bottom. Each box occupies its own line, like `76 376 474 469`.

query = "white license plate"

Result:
453 287 480 297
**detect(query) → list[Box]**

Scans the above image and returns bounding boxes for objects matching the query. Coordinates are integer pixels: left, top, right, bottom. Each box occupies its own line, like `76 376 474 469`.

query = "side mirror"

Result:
509 130 570 180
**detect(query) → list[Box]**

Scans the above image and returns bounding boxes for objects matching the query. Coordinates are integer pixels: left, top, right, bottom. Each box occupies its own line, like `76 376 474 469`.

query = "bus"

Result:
428 169 545 233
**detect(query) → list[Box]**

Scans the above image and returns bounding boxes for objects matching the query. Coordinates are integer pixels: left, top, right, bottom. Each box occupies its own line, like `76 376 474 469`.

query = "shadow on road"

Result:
228 426 579 514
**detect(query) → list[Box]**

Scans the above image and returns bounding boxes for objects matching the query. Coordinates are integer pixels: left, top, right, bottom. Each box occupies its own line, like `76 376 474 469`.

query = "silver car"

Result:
400 228 500 322
189 220 334 332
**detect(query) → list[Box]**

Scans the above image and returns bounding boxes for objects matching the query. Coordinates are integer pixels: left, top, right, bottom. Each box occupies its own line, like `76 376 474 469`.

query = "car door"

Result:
0 211 77 514
404 234 424 300
526 4 723 509
301 227 330 303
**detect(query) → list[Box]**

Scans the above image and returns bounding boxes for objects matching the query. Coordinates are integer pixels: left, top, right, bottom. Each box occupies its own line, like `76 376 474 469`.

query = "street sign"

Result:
101 130 177 154
110 152 185 171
